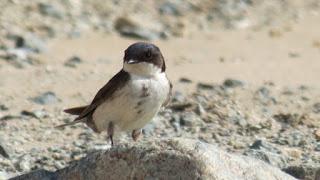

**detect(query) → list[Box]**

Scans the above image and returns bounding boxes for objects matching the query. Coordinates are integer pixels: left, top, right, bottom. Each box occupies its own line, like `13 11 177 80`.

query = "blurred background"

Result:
0 0 319 179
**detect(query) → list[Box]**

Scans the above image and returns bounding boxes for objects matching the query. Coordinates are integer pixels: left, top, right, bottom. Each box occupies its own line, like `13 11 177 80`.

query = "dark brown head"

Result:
123 42 166 75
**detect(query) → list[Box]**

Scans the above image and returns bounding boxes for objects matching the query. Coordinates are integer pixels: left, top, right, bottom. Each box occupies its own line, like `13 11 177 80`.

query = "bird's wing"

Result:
74 70 130 121
162 78 172 107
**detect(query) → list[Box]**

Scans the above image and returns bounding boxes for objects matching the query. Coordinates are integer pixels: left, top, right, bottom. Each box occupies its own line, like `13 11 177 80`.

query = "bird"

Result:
57 42 172 146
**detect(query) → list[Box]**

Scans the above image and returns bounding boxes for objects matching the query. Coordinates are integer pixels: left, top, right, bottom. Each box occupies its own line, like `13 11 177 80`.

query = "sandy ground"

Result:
0 10 320 180
1 16 320 113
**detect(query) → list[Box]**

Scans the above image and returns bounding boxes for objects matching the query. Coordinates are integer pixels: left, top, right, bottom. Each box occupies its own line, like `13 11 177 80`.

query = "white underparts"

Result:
123 60 161 77
92 62 170 133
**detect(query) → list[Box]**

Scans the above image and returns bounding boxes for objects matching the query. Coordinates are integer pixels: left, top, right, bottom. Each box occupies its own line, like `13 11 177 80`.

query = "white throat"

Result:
123 61 162 77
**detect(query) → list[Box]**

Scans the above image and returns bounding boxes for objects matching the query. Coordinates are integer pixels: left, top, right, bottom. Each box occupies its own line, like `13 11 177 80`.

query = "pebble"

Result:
38 3 64 19
179 77 192 83
159 2 181 16
314 129 320 140
30 91 60 105
0 141 10 158
180 112 197 127
0 105 9 111
17 154 32 172
64 56 83 68
282 166 306 179
172 91 186 102
21 109 48 119
114 17 160 40
313 103 320 113
223 79 244 88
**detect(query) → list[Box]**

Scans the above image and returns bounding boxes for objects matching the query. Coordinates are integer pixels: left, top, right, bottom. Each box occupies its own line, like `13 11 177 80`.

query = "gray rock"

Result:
197 82 214 90
313 103 320 113
282 166 306 179
223 78 245 88
64 56 83 68
12 138 296 180
159 2 182 16
13 34 47 53
21 109 49 119
3 48 33 68
38 3 64 19
315 142 320 151
179 77 192 83
0 104 8 111
17 154 32 172
114 17 160 40
244 139 288 168
180 112 197 126
172 91 185 102
30 92 60 105
0 139 10 158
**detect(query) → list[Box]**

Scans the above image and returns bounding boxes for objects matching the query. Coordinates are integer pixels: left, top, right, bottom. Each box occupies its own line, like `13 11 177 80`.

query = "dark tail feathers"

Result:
64 106 87 115
55 106 87 129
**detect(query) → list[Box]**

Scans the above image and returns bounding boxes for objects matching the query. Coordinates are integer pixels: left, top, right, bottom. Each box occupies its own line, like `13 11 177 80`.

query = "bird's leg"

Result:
132 129 142 141
108 122 114 146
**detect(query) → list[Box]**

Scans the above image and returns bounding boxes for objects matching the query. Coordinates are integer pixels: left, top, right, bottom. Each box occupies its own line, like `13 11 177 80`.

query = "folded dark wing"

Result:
75 70 130 121
162 79 172 107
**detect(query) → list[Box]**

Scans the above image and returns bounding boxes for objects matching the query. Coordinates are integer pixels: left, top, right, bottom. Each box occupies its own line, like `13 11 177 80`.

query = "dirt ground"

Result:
0 2 320 180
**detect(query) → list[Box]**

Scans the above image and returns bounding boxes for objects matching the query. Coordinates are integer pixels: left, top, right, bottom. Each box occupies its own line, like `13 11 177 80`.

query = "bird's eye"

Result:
145 49 152 58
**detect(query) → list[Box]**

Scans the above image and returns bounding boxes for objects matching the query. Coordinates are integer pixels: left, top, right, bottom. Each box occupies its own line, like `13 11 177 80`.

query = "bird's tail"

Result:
64 106 87 115
55 105 88 129
55 118 86 129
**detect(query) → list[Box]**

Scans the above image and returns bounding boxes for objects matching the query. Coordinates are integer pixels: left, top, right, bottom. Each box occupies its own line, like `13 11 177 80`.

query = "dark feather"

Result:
57 70 130 130
64 106 87 115
162 78 172 107
75 70 130 121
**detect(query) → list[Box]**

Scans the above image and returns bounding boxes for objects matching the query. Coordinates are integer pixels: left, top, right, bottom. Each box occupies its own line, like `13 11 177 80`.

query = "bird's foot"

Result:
108 122 114 146
132 129 141 141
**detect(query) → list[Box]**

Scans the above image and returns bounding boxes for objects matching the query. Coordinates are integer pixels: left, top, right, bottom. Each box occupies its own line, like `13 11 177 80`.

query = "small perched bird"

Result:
58 42 172 146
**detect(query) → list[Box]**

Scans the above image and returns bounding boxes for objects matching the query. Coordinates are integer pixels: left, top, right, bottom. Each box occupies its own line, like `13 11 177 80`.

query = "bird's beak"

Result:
127 59 139 64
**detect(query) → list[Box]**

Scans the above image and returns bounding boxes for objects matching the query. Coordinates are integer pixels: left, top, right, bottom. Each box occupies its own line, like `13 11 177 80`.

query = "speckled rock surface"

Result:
12 138 296 180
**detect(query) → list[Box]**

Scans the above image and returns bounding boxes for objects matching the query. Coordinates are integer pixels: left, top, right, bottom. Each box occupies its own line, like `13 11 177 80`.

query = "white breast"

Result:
92 70 170 133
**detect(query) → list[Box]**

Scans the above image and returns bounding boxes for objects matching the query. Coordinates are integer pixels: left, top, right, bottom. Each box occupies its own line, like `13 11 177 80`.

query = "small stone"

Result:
21 109 48 119
13 34 47 53
282 166 306 179
288 52 300 58
179 77 192 83
197 82 214 90
0 104 9 111
0 140 10 158
114 17 160 40
30 91 60 105
223 78 244 88
170 114 180 131
64 56 82 68
269 29 282 38
180 112 196 127
17 154 32 172
38 3 64 19
4 48 32 68
0 114 20 121
315 143 320 151
273 113 302 127
159 2 181 16
314 129 320 140
313 103 320 113
195 103 206 116
172 91 185 102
